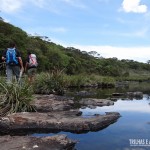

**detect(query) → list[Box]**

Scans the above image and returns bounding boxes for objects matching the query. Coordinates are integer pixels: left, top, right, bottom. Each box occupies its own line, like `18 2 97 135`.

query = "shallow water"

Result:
33 82 150 150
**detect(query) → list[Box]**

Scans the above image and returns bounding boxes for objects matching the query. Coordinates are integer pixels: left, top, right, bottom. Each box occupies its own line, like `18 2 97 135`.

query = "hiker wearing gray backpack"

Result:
25 51 38 84
1 42 24 83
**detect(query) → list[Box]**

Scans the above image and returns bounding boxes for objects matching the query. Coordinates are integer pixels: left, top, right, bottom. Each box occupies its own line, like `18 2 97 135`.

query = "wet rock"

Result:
31 95 115 112
31 94 74 112
87 105 97 109
0 134 76 150
109 98 118 101
79 98 114 107
81 106 87 109
0 111 120 135
126 92 143 99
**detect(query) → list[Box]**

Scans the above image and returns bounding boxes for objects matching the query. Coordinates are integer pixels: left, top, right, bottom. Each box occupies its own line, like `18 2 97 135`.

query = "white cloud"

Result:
121 0 147 13
0 0 23 13
67 45 150 63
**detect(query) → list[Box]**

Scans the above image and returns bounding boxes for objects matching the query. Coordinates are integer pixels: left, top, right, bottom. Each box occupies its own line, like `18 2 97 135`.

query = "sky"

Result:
0 0 150 63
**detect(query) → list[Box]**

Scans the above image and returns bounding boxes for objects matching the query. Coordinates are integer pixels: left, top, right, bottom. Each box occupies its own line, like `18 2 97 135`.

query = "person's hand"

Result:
2 57 6 61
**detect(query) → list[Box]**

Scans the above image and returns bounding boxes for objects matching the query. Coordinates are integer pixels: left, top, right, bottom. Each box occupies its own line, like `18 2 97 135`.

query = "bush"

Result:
33 70 65 95
0 82 35 116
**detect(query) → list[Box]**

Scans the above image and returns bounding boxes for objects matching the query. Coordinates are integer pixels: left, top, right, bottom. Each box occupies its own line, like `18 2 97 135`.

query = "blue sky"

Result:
0 0 150 63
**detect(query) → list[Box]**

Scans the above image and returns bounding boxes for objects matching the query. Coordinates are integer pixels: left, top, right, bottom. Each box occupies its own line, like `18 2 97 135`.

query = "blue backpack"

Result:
6 48 18 65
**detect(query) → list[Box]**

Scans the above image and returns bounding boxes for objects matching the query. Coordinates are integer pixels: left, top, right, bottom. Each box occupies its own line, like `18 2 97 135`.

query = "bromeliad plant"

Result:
33 69 65 95
0 81 35 116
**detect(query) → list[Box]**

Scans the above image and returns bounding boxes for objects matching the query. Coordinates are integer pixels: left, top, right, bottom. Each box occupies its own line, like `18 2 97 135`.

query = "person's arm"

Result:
24 56 29 72
18 57 24 71
16 50 24 71
25 61 28 72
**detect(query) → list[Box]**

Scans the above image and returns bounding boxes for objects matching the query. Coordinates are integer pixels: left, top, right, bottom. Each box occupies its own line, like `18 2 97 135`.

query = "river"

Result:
33 81 150 150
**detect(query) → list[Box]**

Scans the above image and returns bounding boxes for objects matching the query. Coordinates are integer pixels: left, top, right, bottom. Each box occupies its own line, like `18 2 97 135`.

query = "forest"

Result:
1 18 150 81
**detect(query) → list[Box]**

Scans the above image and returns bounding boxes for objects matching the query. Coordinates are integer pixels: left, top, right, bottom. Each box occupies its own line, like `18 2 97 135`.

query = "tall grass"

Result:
0 81 35 116
33 69 65 95
61 74 116 87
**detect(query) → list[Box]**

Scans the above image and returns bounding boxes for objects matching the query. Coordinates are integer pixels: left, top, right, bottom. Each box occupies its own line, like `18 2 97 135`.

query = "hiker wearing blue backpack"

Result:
1 42 24 83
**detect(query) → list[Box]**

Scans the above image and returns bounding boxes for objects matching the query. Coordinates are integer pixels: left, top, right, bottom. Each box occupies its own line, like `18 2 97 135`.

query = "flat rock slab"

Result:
0 111 120 135
80 98 114 107
0 134 76 150
32 95 115 112
32 94 74 112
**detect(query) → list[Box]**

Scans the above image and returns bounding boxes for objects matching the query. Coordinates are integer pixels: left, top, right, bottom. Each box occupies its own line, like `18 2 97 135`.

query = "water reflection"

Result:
67 81 150 99
81 95 150 115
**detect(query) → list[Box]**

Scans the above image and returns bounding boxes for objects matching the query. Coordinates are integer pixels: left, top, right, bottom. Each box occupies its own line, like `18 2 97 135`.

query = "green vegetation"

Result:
0 81 35 116
1 18 150 116
33 70 65 95
1 19 150 79
62 74 115 88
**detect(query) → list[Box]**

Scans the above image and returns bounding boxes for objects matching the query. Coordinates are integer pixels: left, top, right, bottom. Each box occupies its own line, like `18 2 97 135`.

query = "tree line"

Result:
0 19 150 77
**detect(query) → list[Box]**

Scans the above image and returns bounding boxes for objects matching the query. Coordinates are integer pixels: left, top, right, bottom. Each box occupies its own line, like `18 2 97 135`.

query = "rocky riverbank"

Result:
0 111 120 135
0 94 121 150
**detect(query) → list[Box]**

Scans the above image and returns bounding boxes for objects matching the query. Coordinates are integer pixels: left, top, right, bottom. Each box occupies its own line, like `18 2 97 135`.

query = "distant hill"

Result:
0 19 150 77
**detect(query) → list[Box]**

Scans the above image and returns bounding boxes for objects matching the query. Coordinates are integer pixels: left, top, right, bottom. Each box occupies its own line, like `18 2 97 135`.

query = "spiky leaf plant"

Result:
33 69 65 95
0 82 36 116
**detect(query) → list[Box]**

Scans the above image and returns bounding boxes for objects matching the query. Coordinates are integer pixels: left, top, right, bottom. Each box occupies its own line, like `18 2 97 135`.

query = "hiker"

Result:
25 51 38 83
1 42 24 83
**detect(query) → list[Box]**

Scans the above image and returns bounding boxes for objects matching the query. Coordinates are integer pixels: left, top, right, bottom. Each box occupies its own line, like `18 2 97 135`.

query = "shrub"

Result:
0 82 35 116
33 69 65 95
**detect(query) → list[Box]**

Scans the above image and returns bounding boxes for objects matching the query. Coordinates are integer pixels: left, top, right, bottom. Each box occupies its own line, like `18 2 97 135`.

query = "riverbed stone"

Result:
31 95 115 112
0 111 120 135
0 134 76 150
79 98 114 107
126 92 143 99
31 94 75 112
